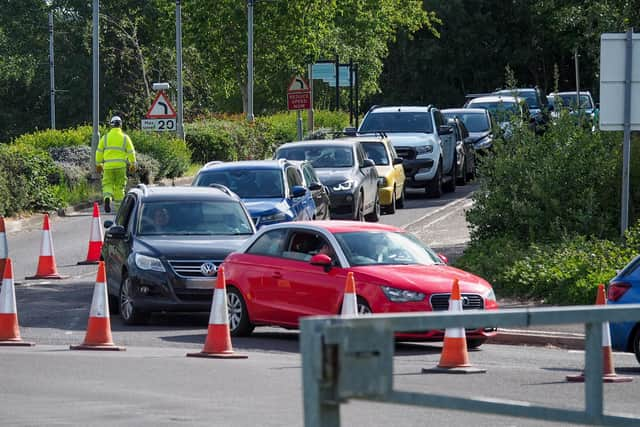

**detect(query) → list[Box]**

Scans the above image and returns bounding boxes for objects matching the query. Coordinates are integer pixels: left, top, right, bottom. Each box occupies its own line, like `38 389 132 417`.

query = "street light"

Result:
247 0 255 122
45 0 55 129
91 0 99 175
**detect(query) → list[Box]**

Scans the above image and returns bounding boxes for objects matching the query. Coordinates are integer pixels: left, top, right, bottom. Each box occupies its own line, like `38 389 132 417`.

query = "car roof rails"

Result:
208 183 233 197
357 131 387 139
136 183 148 196
465 92 492 99
204 160 223 168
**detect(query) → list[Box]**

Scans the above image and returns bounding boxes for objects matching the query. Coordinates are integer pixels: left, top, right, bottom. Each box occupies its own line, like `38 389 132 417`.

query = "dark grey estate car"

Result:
275 139 380 221
101 184 255 324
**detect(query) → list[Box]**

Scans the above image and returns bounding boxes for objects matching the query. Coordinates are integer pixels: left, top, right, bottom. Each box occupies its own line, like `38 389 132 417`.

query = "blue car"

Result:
608 254 640 363
193 160 316 228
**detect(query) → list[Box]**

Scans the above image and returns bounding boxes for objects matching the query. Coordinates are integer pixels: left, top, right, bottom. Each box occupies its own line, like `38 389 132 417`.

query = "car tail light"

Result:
608 282 631 302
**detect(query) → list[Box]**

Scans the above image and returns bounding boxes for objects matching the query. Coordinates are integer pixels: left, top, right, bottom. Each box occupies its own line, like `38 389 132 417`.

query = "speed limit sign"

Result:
141 118 176 132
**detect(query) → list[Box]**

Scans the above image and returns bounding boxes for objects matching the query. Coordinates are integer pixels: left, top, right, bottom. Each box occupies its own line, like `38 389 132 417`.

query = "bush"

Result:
12 127 93 150
466 115 621 243
456 221 640 305
185 118 276 164
128 131 191 180
185 110 350 164
0 144 64 216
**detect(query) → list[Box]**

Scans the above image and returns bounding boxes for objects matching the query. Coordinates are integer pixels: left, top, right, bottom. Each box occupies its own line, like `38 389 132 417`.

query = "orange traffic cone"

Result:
567 284 632 383
77 202 104 265
187 267 247 359
341 272 358 316
0 216 7 280
0 258 34 346
26 214 68 280
423 279 486 374
71 261 125 351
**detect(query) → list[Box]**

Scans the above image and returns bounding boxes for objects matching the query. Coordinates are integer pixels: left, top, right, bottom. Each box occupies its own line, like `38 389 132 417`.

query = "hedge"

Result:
185 110 350 164
0 144 64 216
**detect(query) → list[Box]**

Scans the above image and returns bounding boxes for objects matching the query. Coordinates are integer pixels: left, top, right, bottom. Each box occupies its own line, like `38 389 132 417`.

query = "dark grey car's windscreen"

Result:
276 146 354 168
443 112 490 132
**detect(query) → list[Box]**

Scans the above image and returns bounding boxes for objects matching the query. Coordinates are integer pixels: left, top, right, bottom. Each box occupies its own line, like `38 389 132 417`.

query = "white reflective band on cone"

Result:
448 299 462 312
0 233 7 257
40 231 54 257
90 218 104 242
89 281 108 318
445 327 465 339
0 277 17 313
603 322 612 347
210 288 228 325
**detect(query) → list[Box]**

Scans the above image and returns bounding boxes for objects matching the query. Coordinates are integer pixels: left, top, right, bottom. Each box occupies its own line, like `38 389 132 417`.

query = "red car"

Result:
223 221 498 347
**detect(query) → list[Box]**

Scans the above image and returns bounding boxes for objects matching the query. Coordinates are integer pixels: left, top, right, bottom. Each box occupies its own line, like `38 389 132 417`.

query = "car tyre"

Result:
466 337 487 349
109 294 120 315
443 157 457 193
425 161 443 198
357 297 372 315
119 273 150 325
457 158 468 186
354 193 365 221
396 185 405 209
386 186 397 214
365 194 381 222
227 286 254 337
633 327 640 364
466 156 476 182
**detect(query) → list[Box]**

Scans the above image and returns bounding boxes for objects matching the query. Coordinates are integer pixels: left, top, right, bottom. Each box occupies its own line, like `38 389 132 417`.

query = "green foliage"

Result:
467 115 621 243
0 144 64 216
129 130 191 180
185 110 350 164
453 236 530 297
455 224 640 305
12 127 93 149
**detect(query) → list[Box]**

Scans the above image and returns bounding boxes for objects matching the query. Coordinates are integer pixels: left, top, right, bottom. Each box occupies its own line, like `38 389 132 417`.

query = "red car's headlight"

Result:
381 286 425 302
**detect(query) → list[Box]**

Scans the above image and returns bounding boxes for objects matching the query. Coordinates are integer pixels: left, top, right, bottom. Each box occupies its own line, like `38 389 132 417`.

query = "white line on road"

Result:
402 194 474 230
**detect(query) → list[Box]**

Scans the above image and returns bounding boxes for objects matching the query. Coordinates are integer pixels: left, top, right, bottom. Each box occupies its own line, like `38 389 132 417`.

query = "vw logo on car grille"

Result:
461 296 470 306
200 262 217 277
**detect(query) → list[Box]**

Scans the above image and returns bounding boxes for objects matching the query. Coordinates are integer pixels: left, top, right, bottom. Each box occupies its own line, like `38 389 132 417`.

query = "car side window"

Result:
283 231 331 262
356 146 365 167
246 229 287 257
286 166 303 189
434 111 444 128
116 195 136 230
302 165 316 186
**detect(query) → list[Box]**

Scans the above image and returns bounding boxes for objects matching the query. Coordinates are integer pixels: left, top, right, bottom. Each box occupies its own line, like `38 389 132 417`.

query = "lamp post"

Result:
91 0 99 174
175 0 184 140
46 2 55 129
247 0 255 122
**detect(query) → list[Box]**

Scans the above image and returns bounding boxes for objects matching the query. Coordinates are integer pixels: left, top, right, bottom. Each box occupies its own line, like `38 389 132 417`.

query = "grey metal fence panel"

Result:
301 305 640 427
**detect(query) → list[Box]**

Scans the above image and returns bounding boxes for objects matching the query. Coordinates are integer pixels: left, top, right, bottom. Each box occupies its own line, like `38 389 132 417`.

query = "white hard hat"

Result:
110 115 122 126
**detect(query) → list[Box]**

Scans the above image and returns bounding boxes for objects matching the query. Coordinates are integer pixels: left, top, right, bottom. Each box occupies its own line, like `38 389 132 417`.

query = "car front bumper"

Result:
402 158 436 186
327 191 357 219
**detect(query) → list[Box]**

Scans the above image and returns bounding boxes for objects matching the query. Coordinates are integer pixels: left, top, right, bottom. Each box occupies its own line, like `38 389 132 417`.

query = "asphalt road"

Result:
1 342 639 426
3 182 639 425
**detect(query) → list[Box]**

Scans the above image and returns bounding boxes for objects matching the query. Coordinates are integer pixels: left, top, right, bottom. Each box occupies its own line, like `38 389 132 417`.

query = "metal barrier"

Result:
300 305 640 426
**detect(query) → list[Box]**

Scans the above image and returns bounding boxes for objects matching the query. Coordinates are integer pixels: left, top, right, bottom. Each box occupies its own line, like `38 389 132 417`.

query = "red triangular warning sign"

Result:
146 91 177 119
287 76 310 93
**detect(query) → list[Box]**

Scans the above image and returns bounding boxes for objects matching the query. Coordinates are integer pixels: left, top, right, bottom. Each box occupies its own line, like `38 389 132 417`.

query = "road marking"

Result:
402 194 474 230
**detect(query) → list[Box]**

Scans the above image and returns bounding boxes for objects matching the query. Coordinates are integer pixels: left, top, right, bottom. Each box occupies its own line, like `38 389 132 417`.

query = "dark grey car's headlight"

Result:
135 254 166 272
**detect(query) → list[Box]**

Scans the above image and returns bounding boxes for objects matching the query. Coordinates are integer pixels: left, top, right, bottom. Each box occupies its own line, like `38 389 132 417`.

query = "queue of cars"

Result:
99 106 500 346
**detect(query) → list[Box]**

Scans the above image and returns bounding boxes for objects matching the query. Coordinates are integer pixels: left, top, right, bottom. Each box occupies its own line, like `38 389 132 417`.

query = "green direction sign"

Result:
312 63 355 87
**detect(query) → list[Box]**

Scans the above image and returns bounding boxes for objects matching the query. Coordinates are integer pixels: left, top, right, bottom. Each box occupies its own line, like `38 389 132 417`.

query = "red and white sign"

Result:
146 91 177 119
287 75 311 111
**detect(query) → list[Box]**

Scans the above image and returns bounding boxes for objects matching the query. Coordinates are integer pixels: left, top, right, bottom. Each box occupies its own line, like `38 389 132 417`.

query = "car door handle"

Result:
272 272 283 279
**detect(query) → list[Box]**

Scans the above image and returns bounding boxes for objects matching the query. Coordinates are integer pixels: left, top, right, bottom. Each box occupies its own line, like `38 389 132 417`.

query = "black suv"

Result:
101 184 255 324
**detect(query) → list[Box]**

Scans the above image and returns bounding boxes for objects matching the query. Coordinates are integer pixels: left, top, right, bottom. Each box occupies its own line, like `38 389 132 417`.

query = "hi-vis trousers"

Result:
102 167 127 202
